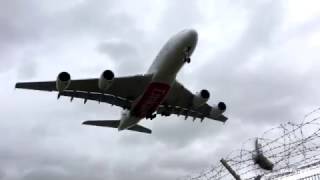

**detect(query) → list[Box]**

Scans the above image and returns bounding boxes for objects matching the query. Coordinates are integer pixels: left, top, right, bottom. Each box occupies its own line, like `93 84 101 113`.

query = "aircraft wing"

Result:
159 81 228 122
157 105 228 122
15 74 152 109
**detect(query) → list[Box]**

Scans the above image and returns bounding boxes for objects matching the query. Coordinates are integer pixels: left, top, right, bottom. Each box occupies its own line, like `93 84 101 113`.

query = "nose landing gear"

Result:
183 46 192 63
146 113 157 120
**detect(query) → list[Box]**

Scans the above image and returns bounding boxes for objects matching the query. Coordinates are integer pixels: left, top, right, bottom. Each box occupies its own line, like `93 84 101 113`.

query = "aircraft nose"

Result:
187 29 198 39
183 29 198 45
186 29 198 41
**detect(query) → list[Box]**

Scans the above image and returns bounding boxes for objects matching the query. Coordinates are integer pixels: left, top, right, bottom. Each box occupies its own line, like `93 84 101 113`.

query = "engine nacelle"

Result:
210 102 227 117
98 70 114 91
192 89 210 107
56 72 71 92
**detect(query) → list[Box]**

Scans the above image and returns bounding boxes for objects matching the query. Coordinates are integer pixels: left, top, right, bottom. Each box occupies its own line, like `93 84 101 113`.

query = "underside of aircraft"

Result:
15 29 228 134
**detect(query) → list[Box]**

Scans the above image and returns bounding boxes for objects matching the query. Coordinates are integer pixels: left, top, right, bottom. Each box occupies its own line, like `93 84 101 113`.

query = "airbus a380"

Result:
16 29 228 134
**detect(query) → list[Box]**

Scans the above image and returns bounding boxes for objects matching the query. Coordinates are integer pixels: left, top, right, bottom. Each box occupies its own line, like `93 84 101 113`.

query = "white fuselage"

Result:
118 29 198 131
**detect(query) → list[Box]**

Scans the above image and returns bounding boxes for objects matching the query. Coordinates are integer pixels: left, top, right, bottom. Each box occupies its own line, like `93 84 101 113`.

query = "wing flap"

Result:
157 105 228 122
60 91 131 109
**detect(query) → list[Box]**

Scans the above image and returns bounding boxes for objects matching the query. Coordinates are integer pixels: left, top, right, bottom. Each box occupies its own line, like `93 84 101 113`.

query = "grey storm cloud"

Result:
0 0 140 74
97 40 145 75
208 1 319 126
1 0 320 180
197 1 288 122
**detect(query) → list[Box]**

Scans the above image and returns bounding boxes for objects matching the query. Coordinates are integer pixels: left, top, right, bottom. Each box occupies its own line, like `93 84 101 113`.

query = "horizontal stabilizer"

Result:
128 124 152 134
82 120 152 134
83 120 120 128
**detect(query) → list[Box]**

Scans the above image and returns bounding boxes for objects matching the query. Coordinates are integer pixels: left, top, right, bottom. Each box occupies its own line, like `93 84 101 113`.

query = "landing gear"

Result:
146 113 157 120
161 112 171 117
184 57 191 63
183 46 192 63
160 105 172 116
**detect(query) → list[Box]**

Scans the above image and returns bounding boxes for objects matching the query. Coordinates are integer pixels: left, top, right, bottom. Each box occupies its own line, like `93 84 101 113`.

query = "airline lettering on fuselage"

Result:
132 82 170 118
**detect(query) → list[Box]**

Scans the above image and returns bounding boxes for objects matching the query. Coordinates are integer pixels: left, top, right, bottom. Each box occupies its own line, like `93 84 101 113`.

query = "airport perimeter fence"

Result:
180 108 320 180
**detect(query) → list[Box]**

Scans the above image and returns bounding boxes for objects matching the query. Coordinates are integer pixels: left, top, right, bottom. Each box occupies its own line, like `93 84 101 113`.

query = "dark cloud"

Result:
17 59 37 79
158 0 202 34
197 1 290 124
152 118 224 148
97 40 145 75
0 0 141 75
0 1 45 45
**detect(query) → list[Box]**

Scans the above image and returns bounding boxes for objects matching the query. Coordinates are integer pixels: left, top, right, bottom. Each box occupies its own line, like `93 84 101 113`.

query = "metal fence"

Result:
297 173 320 180
181 108 320 180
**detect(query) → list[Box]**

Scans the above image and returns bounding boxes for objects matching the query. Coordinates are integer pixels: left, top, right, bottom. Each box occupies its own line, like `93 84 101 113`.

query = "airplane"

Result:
15 29 228 134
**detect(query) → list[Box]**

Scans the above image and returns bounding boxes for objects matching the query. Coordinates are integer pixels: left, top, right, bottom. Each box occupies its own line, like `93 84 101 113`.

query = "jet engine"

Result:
210 102 227 117
98 70 114 91
192 89 210 107
56 72 71 92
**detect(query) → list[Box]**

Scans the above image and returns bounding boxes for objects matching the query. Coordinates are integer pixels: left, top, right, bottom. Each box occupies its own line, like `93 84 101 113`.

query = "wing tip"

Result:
82 121 98 125
216 115 228 123
82 121 89 125
206 114 228 122
15 83 20 89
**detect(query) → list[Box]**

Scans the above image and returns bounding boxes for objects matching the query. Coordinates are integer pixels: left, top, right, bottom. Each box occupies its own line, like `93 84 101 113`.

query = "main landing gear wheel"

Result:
151 114 156 119
184 57 191 63
146 113 157 120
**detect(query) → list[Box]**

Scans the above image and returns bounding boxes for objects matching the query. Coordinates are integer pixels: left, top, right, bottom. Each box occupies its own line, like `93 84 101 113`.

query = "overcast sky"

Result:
1 0 320 179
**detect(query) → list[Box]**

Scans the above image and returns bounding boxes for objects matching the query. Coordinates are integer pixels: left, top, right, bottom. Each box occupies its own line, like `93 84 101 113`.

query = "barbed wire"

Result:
181 108 320 180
